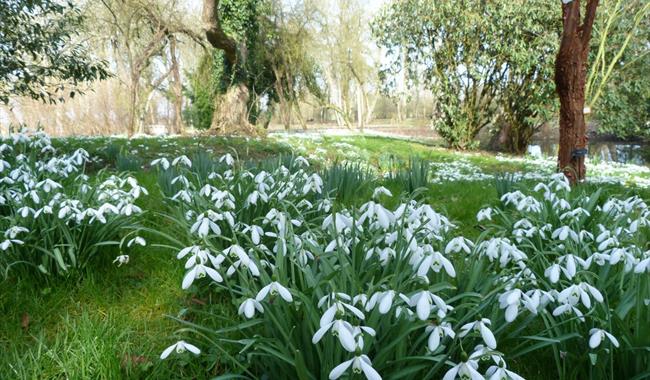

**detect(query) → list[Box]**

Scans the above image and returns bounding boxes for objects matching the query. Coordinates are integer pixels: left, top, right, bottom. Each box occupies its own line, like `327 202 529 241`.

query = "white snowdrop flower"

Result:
190 212 222 237
552 302 585 322
322 212 353 233
476 207 493 222
328 354 381 380
517 196 541 213
557 283 603 309
17 206 35 218
223 244 260 277
485 361 525 380
552 226 579 243
294 156 310 167
242 224 265 245
219 153 235 166
459 318 497 349
366 290 397 314
120 202 142 216
372 186 392 199
635 255 650 273
313 319 357 352
5 226 29 239
226 254 260 277
545 263 561 283
417 251 456 279
172 155 192 168
238 298 264 319
113 255 130 266
172 189 192 203
160 340 200 359
410 290 452 321
127 236 146 247
151 157 170 170
36 178 62 193
445 237 473 254
302 173 323 194
425 322 455 352
498 289 528 323
171 174 190 188
1 238 23 250
256 281 293 303
329 355 381 380
442 358 483 380
589 328 620 349
182 263 223 289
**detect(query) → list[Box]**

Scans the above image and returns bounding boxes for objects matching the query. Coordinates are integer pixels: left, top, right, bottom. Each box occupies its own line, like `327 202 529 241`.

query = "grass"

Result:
2 133 649 379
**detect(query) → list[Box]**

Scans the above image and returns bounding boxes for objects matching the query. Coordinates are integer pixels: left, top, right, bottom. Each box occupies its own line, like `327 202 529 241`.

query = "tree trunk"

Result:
210 83 256 134
127 72 139 137
203 0 256 135
169 36 183 135
555 0 599 184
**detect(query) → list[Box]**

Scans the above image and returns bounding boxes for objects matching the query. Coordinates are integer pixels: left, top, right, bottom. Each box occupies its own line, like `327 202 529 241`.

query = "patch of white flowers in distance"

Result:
156 152 646 379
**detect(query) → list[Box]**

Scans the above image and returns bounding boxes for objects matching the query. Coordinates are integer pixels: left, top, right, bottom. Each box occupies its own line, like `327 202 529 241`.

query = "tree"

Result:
588 0 649 139
373 0 558 150
555 0 599 184
0 0 109 104
263 0 322 130
94 0 202 136
202 0 270 134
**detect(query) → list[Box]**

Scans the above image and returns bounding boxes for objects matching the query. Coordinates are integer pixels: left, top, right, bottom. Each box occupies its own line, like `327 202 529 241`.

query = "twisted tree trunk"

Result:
555 0 599 184
203 0 254 134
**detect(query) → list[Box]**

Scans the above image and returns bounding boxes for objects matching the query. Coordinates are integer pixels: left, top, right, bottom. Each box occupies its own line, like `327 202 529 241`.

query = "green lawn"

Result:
1 134 648 379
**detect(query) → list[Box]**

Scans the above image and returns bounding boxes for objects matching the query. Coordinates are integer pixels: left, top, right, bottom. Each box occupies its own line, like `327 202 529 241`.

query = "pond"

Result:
528 139 650 166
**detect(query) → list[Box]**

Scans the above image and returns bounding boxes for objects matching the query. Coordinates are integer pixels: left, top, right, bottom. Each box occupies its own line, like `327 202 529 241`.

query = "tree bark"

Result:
203 0 254 134
555 0 599 184
169 35 183 135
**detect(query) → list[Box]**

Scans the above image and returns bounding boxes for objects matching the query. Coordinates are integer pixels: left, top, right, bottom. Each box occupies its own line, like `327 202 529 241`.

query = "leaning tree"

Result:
555 0 599 184
202 0 271 134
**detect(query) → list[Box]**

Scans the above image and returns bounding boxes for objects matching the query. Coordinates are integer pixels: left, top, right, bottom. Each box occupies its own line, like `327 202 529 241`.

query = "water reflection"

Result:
528 141 650 165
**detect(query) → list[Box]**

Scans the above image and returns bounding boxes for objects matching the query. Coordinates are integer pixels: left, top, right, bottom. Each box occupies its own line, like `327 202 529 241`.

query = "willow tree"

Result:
555 0 599 184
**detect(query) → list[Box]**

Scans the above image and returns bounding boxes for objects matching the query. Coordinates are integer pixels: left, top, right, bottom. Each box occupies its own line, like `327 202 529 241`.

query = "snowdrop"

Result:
219 153 235 166
445 237 473 254
416 250 456 279
255 281 293 303
172 155 192 168
182 263 223 289
113 255 130 266
485 361 525 380
459 318 497 349
160 340 200 359
151 157 170 170
238 298 264 319
328 354 381 380
425 321 455 352
442 358 483 380
476 207 493 222
589 328 620 349
372 186 392 199
127 236 146 247
410 290 453 320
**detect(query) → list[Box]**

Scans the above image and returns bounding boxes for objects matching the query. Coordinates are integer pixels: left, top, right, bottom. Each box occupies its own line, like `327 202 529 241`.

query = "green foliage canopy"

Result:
0 0 109 104
373 0 559 151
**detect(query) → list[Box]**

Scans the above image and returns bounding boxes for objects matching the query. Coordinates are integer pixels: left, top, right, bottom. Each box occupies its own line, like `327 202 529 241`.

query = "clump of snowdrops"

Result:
0 130 147 277
155 152 649 379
